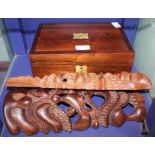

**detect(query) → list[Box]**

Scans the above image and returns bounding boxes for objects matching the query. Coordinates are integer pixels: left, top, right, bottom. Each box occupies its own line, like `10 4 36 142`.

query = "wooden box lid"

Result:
30 23 133 54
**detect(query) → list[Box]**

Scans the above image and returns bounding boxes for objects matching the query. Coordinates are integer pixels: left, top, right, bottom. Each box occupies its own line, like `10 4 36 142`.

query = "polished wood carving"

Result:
4 89 146 135
6 72 152 90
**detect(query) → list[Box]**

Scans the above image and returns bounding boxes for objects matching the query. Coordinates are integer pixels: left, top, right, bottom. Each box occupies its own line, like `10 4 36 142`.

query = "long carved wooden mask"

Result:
4 89 146 135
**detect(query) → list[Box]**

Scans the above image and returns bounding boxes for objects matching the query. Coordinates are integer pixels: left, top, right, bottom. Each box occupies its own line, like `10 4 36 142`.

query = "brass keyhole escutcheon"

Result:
75 65 87 73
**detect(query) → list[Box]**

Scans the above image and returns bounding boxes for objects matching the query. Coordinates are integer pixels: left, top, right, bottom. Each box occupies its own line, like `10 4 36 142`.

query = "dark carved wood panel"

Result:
4 89 146 135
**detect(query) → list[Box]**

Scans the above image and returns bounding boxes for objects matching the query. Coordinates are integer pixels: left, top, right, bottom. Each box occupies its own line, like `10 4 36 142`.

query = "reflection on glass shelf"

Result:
0 19 14 90
0 62 9 87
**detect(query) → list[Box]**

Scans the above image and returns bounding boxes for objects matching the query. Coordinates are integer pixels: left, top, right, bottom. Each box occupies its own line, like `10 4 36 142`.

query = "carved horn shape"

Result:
36 103 63 132
126 93 146 122
11 107 38 135
4 91 22 135
61 94 92 131
4 104 20 135
95 91 119 127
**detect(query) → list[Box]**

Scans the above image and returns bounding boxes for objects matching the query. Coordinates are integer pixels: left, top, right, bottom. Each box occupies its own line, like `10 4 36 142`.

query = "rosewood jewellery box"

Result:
4 23 152 136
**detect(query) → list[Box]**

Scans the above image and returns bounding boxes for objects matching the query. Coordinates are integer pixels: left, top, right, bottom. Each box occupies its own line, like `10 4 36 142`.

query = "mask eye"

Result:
13 92 25 100
83 103 92 111
19 96 32 106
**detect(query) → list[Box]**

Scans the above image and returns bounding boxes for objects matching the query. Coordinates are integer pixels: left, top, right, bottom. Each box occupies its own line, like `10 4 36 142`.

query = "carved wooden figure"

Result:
4 89 146 135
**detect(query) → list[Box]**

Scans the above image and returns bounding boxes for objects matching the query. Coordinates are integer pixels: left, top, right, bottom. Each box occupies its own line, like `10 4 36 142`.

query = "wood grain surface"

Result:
30 23 134 77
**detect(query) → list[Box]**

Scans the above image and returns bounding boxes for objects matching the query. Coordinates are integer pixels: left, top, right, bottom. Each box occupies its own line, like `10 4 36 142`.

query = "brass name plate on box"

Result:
73 33 89 39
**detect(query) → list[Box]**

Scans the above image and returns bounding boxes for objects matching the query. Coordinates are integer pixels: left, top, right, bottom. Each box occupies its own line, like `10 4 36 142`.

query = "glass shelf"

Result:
0 19 14 90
